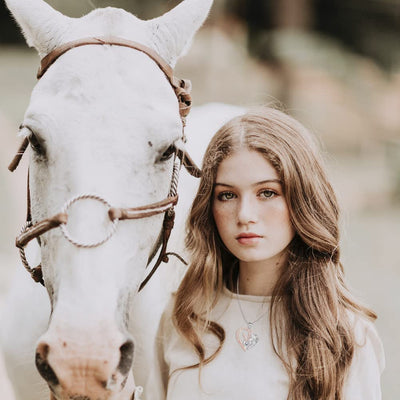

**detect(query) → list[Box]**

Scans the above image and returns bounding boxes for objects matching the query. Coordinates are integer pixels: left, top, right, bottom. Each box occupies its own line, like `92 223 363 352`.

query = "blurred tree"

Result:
0 2 24 43
271 0 314 29
315 0 400 70
236 0 313 60
225 0 400 70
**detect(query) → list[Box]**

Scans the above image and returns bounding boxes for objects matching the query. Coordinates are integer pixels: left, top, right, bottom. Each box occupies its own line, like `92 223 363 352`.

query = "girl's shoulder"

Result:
343 312 385 399
349 312 385 374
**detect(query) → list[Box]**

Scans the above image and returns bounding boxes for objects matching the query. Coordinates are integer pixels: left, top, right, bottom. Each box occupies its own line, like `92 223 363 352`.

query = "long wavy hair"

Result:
173 106 376 399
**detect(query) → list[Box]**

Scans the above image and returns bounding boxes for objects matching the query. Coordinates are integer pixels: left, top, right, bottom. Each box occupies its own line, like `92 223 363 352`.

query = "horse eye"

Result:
159 145 176 162
27 132 45 156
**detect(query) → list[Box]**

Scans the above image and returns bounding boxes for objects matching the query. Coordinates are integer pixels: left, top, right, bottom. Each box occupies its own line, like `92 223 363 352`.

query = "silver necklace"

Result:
235 279 269 351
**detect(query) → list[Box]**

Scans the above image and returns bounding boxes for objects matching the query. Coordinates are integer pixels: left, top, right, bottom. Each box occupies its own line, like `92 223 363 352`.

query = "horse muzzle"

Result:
35 327 135 400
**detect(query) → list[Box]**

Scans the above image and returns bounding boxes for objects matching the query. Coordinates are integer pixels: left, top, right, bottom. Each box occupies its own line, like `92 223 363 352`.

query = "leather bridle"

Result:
8 36 202 292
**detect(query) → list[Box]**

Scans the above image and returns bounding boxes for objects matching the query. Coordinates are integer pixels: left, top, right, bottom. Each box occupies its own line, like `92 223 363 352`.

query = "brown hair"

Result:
173 106 376 399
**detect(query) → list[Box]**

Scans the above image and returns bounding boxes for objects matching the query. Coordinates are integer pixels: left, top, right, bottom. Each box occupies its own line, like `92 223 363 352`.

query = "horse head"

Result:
4 0 213 398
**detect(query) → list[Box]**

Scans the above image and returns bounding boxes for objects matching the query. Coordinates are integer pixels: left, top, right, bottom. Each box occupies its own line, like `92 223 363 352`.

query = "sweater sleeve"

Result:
143 298 174 400
343 317 385 400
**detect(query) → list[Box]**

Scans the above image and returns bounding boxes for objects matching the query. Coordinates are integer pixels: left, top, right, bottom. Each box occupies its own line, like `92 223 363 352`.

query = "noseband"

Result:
9 36 202 291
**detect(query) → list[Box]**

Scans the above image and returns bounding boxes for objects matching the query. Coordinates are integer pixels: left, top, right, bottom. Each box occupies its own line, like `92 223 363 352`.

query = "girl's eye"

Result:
217 191 236 201
259 189 276 199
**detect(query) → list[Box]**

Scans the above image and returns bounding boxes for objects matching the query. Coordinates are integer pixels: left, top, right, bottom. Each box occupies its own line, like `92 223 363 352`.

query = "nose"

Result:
117 340 135 376
35 343 59 387
237 196 257 226
35 336 134 398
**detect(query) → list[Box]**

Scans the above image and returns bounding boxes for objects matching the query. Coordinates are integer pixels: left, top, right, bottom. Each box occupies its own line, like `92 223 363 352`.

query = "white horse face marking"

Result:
5 0 213 398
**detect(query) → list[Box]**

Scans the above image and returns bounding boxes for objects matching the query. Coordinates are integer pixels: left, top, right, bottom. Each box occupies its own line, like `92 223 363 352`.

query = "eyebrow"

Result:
214 179 282 188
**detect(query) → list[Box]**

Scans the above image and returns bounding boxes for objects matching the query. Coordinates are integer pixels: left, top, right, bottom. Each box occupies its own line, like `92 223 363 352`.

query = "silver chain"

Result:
235 278 269 327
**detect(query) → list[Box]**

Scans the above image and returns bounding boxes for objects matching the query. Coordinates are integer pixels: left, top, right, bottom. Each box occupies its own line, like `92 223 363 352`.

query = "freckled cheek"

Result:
264 202 294 231
212 204 234 236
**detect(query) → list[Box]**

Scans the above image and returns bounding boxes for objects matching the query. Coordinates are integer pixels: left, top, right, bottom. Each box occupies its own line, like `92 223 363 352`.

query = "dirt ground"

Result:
0 28 399 399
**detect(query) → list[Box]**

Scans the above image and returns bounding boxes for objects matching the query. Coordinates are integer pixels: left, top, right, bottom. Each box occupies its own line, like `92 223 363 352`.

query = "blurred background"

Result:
0 0 399 398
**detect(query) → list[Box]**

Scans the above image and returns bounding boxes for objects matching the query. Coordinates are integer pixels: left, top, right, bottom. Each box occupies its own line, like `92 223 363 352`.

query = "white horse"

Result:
1 1 244 399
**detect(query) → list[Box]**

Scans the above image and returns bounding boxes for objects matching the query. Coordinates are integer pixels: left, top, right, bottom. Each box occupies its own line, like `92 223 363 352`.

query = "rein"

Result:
9 36 202 291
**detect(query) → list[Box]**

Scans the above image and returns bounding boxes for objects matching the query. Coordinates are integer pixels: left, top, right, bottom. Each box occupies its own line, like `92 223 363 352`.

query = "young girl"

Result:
147 107 384 400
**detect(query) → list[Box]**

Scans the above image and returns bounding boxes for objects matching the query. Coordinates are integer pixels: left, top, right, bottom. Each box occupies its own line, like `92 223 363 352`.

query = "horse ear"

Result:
148 0 214 67
4 0 72 57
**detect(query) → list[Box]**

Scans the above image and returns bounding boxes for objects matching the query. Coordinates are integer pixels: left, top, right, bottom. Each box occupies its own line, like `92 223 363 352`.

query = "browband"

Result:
38 36 192 118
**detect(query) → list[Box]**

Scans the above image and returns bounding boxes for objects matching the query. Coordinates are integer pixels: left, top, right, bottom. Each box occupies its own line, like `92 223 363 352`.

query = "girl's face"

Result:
212 149 295 266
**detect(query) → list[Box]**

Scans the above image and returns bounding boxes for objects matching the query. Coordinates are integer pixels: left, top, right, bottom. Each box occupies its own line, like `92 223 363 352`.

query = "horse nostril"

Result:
117 340 134 376
35 342 59 387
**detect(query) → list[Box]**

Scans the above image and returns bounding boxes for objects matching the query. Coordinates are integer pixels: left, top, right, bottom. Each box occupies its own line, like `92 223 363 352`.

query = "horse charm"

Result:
235 324 259 351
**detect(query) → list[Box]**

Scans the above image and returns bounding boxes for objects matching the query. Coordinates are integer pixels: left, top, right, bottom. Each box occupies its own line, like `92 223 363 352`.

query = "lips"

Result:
236 232 262 245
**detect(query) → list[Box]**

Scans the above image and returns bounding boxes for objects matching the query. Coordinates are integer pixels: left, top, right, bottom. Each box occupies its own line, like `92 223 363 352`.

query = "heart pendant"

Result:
235 326 259 351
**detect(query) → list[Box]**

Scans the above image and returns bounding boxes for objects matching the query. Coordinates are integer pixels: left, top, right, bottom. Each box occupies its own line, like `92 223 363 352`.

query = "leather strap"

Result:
38 37 173 79
15 196 178 250
181 151 202 178
8 137 29 172
138 209 175 292
108 195 178 221
16 213 68 248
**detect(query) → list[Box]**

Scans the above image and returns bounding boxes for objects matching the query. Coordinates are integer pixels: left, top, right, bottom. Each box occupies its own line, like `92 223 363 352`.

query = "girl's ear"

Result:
4 0 73 57
147 0 214 67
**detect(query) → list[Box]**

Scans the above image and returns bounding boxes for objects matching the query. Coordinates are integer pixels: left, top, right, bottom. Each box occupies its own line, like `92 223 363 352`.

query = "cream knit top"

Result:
145 287 384 400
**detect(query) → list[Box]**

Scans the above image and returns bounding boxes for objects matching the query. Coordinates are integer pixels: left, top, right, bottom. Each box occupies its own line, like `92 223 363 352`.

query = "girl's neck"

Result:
238 254 286 296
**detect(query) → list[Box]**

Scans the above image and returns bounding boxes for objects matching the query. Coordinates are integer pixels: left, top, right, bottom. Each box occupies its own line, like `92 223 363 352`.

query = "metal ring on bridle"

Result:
59 194 119 248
